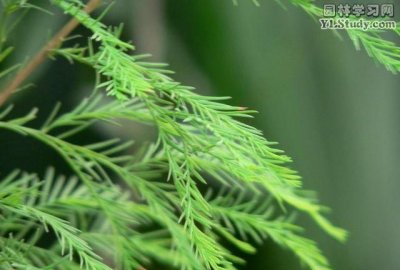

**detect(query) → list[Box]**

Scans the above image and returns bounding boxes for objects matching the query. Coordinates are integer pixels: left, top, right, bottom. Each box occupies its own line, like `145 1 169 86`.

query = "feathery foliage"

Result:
0 0 363 269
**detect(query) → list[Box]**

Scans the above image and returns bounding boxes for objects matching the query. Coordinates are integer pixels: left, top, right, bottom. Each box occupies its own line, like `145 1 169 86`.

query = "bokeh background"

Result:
1 0 400 269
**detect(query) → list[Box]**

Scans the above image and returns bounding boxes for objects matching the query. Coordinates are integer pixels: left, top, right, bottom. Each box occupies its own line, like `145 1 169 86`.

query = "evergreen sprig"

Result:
0 1 351 270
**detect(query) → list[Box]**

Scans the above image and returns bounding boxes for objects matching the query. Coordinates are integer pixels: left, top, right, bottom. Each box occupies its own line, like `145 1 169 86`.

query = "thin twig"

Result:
0 0 102 107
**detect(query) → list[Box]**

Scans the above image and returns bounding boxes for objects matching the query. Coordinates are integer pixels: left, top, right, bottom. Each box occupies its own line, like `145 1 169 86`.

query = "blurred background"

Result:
1 0 400 269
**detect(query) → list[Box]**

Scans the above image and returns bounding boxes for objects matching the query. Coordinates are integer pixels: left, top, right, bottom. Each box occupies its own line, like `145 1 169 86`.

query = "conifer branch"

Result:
52 0 346 242
0 1 353 269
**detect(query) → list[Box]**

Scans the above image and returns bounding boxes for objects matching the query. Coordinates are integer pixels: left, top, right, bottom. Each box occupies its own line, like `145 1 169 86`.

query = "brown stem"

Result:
0 0 102 107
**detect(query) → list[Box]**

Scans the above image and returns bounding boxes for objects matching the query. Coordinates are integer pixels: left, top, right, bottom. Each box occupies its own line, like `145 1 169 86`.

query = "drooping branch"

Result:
0 0 102 107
